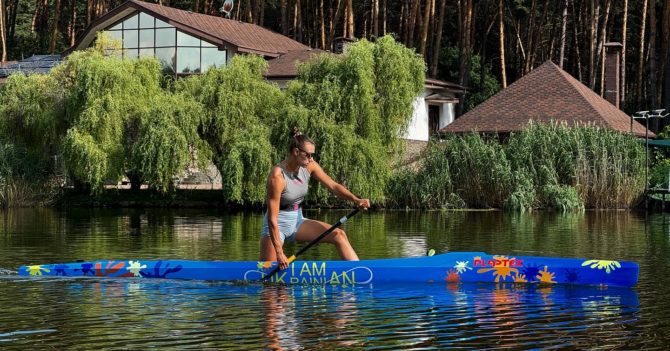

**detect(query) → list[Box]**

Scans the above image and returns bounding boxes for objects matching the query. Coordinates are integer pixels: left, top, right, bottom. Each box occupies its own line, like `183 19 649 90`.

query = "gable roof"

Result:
265 49 328 78
441 61 651 137
66 0 308 58
264 49 466 96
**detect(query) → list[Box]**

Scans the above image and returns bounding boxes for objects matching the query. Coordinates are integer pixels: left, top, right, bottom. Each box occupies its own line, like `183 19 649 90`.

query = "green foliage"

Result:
62 128 108 188
386 141 465 209
0 34 425 207
0 73 65 152
53 46 166 191
443 134 513 208
541 184 585 212
177 55 280 204
438 46 501 111
288 35 425 205
0 74 63 206
650 159 670 189
373 36 426 149
388 123 645 210
507 122 645 208
503 173 536 212
130 93 200 192
0 33 204 195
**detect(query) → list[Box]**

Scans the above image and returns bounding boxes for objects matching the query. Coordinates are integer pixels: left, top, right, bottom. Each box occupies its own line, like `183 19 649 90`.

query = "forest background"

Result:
1 0 669 120
0 0 661 211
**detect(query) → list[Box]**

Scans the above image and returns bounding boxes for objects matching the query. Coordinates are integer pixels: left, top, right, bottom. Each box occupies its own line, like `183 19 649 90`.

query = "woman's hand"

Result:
356 198 371 210
276 249 289 270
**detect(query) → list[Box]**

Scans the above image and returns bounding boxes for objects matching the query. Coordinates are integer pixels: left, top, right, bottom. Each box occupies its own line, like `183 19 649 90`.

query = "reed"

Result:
0 144 60 207
386 122 645 210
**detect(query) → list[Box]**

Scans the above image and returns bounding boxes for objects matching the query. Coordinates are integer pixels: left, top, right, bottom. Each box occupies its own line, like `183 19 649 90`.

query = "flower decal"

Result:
27 265 51 276
257 261 274 270
537 266 556 283
127 260 147 277
581 260 621 274
454 261 472 274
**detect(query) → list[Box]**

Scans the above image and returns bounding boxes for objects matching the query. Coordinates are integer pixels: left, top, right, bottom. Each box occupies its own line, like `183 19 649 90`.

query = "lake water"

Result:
0 208 668 350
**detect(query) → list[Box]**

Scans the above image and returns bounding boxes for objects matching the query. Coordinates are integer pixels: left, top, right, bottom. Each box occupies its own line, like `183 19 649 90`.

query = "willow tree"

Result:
129 92 207 193
287 35 424 205
55 34 200 193
177 55 285 204
0 73 65 155
0 71 65 204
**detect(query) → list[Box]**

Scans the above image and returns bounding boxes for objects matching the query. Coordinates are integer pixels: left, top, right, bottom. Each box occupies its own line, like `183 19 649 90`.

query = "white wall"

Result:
439 102 455 130
404 93 430 141
403 91 457 141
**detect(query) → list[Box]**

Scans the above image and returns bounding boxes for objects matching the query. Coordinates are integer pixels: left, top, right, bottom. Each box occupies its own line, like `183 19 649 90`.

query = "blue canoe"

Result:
18 252 638 287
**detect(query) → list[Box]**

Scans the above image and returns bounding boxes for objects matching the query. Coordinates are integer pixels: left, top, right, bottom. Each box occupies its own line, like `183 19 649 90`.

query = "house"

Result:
2 0 464 144
441 52 651 138
264 44 464 144
1 56 59 85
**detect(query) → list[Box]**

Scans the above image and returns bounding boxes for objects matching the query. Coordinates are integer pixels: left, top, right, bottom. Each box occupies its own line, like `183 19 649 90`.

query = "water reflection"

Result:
1 208 669 349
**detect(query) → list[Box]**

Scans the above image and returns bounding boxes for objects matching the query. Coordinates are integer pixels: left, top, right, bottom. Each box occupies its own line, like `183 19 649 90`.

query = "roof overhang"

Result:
63 1 254 56
425 93 459 104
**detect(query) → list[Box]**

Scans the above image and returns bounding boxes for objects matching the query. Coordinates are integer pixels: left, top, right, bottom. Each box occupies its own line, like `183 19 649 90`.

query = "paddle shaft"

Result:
262 208 360 282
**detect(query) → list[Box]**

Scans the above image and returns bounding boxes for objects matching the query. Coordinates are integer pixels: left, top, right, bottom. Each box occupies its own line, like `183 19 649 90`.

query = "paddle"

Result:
262 208 360 282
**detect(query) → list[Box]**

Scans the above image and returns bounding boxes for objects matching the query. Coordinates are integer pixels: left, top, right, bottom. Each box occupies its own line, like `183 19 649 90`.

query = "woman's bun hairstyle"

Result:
288 126 313 152
290 126 302 138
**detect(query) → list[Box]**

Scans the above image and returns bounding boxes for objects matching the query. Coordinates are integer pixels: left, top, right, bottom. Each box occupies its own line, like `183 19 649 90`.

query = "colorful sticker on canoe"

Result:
27 265 50 276
454 261 472 274
475 256 521 282
581 260 621 274
126 260 147 277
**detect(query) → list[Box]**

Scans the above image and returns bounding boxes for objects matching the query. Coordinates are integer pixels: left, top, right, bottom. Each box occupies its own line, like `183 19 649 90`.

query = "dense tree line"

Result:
1 0 669 119
0 34 424 207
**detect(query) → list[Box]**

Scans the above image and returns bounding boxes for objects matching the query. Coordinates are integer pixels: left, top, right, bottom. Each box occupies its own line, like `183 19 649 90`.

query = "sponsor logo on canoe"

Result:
473 257 524 268
247 261 373 286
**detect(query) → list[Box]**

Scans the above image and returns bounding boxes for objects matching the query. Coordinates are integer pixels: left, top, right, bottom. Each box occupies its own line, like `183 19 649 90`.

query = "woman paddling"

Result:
260 127 370 270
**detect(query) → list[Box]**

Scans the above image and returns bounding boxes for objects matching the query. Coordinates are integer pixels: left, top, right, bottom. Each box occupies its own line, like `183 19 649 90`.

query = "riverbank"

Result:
58 188 240 209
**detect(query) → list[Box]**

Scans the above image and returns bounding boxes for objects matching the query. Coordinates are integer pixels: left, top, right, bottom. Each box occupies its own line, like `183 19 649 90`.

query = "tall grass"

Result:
0 144 61 207
386 122 645 210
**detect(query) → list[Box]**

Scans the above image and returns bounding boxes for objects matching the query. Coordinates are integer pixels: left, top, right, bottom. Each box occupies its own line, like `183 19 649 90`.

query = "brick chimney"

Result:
604 42 623 109
332 37 355 54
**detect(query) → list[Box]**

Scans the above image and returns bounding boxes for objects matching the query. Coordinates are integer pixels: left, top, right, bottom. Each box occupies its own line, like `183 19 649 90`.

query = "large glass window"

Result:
177 31 201 46
123 29 138 48
139 12 154 28
100 11 226 75
155 28 176 47
156 48 176 72
139 29 154 48
124 14 139 29
202 47 226 71
106 30 122 42
125 48 139 59
155 18 171 28
109 22 122 31
177 48 200 73
139 48 154 57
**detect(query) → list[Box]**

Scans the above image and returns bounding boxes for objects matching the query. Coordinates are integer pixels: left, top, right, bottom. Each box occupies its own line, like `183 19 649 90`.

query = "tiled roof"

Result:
264 49 466 95
69 0 308 57
265 49 328 78
441 61 650 137
0 55 62 77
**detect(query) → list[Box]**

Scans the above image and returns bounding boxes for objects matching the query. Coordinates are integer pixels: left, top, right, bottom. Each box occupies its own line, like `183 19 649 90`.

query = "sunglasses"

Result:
297 147 315 159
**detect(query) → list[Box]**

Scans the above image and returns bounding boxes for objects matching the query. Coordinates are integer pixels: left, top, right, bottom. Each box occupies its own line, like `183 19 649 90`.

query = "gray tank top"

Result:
278 163 310 211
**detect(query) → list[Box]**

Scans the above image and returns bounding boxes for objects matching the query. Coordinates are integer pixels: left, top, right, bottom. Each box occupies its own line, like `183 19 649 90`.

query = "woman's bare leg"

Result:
260 236 278 261
295 219 359 260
